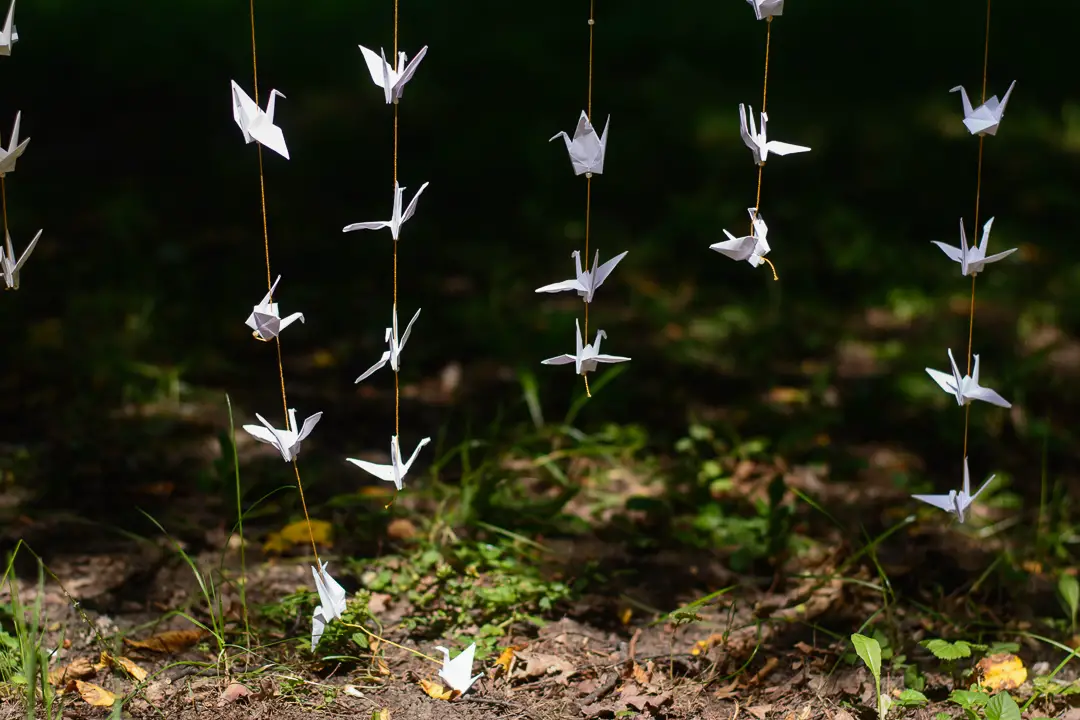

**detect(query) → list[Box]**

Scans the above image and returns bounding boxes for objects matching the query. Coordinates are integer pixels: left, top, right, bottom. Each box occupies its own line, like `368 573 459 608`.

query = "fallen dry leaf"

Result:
263 519 333 554
976 652 1027 692
100 653 148 682
746 704 773 720
494 646 516 675
512 650 575 683
419 678 456 701
220 683 252 705
76 680 118 707
48 657 96 686
124 628 207 653
713 678 739 700
386 518 417 540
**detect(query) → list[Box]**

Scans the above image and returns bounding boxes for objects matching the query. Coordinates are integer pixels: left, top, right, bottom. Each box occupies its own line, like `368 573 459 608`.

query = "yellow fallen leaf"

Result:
112 655 148 682
619 607 633 625
48 657 96 686
124 628 207 653
76 680 118 707
419 678 456 701
976 653 1027 692
371 708 391 720
493 646 516 674
263 519 333 554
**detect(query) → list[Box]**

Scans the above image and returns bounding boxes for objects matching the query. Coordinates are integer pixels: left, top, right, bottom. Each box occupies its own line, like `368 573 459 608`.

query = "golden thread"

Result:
749 17 778 281
343 621 441 665
580 0 596 397
249 0 320 570
960 0 992 471
1 176 7 238
392 1 401 442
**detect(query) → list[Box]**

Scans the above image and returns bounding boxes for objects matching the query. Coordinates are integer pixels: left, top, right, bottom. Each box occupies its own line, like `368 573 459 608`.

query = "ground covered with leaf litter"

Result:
3 403 1080 720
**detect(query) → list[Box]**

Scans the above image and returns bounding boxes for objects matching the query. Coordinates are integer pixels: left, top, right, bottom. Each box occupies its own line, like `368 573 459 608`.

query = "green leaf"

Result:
949 689 990 709
1058 573 1079 623
984 692 1021 720
934 714 950 720
851 633 882 681
895 689 929 707
923 638 973 660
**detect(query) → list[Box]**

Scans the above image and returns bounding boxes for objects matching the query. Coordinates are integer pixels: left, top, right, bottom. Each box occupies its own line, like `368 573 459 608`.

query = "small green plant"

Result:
949 689 1021 720
851 633 892 720
4 555 62 719
1057 572 1079 633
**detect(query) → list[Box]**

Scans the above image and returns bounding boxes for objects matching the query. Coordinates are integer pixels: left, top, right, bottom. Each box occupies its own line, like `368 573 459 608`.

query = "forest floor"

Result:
1 369 1080 720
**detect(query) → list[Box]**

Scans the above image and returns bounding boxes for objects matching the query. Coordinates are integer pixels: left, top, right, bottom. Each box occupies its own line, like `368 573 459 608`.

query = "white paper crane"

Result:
925 349 1011 408
739 104 810 166
354 304 421 383
551 111 610 176
912 456 995 524
311 562 347 651
245 275 305 341
434 643 483 696
230 81 289 160
747 0 784 20
0 0 18 57
343 182 429 241
347 435 431 491
931 217 1015 277
1 228 40 290
535 249 628 303
243 408 323 462
542 319 630 376
358 44 428 104
710 208 770 268
950 80 1016 137
0 111 30 176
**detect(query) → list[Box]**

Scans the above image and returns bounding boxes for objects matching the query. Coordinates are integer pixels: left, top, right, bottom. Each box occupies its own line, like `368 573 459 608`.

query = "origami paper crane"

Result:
0 111 29 176
243 408 323 462
535 249 628 303
0 0 18 57
551 111 610 176
343 182 429 241
311 562 347 651
245 275 305 341
354 304 420 383
739 104 810 166
747 0 784 20
925 349 1011 408
230 81 289 159
358 44 428 104
0 228 40 290
710 208 770 268
434 643 483 696
346 434 432 491
912 456 995 524
950 80 1016 136
542 319 630 376
931 217 1015 277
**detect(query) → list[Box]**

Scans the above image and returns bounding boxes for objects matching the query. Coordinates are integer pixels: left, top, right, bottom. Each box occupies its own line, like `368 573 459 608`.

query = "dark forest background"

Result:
0 0 1078 524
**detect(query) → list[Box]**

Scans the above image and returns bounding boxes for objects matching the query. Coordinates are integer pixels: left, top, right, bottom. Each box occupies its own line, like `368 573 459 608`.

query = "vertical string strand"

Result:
582 0 596 398
1 176 8 242
751 18 778 281
392 0 401 437
961 0 992 467
249 0 320 570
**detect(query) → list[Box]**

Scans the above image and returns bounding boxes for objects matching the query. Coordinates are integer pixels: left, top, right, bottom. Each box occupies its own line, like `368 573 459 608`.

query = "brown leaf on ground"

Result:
124 628 208 653
713 678 739 699
418 678 455 701
48 657 96 686
512 650 575 683
75 680 118 707
386 518 417 540
219 682 253 705
98 652 148 682
622 689 673 715
746 705 772 720
976 652 1027 691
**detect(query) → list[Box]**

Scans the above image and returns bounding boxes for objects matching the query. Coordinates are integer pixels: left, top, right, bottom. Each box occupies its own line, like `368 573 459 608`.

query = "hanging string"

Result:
751 18 778 282
1 176 8 239
581 0 596 398
249 0 320 570
392 0 401 436
960 0 992 466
